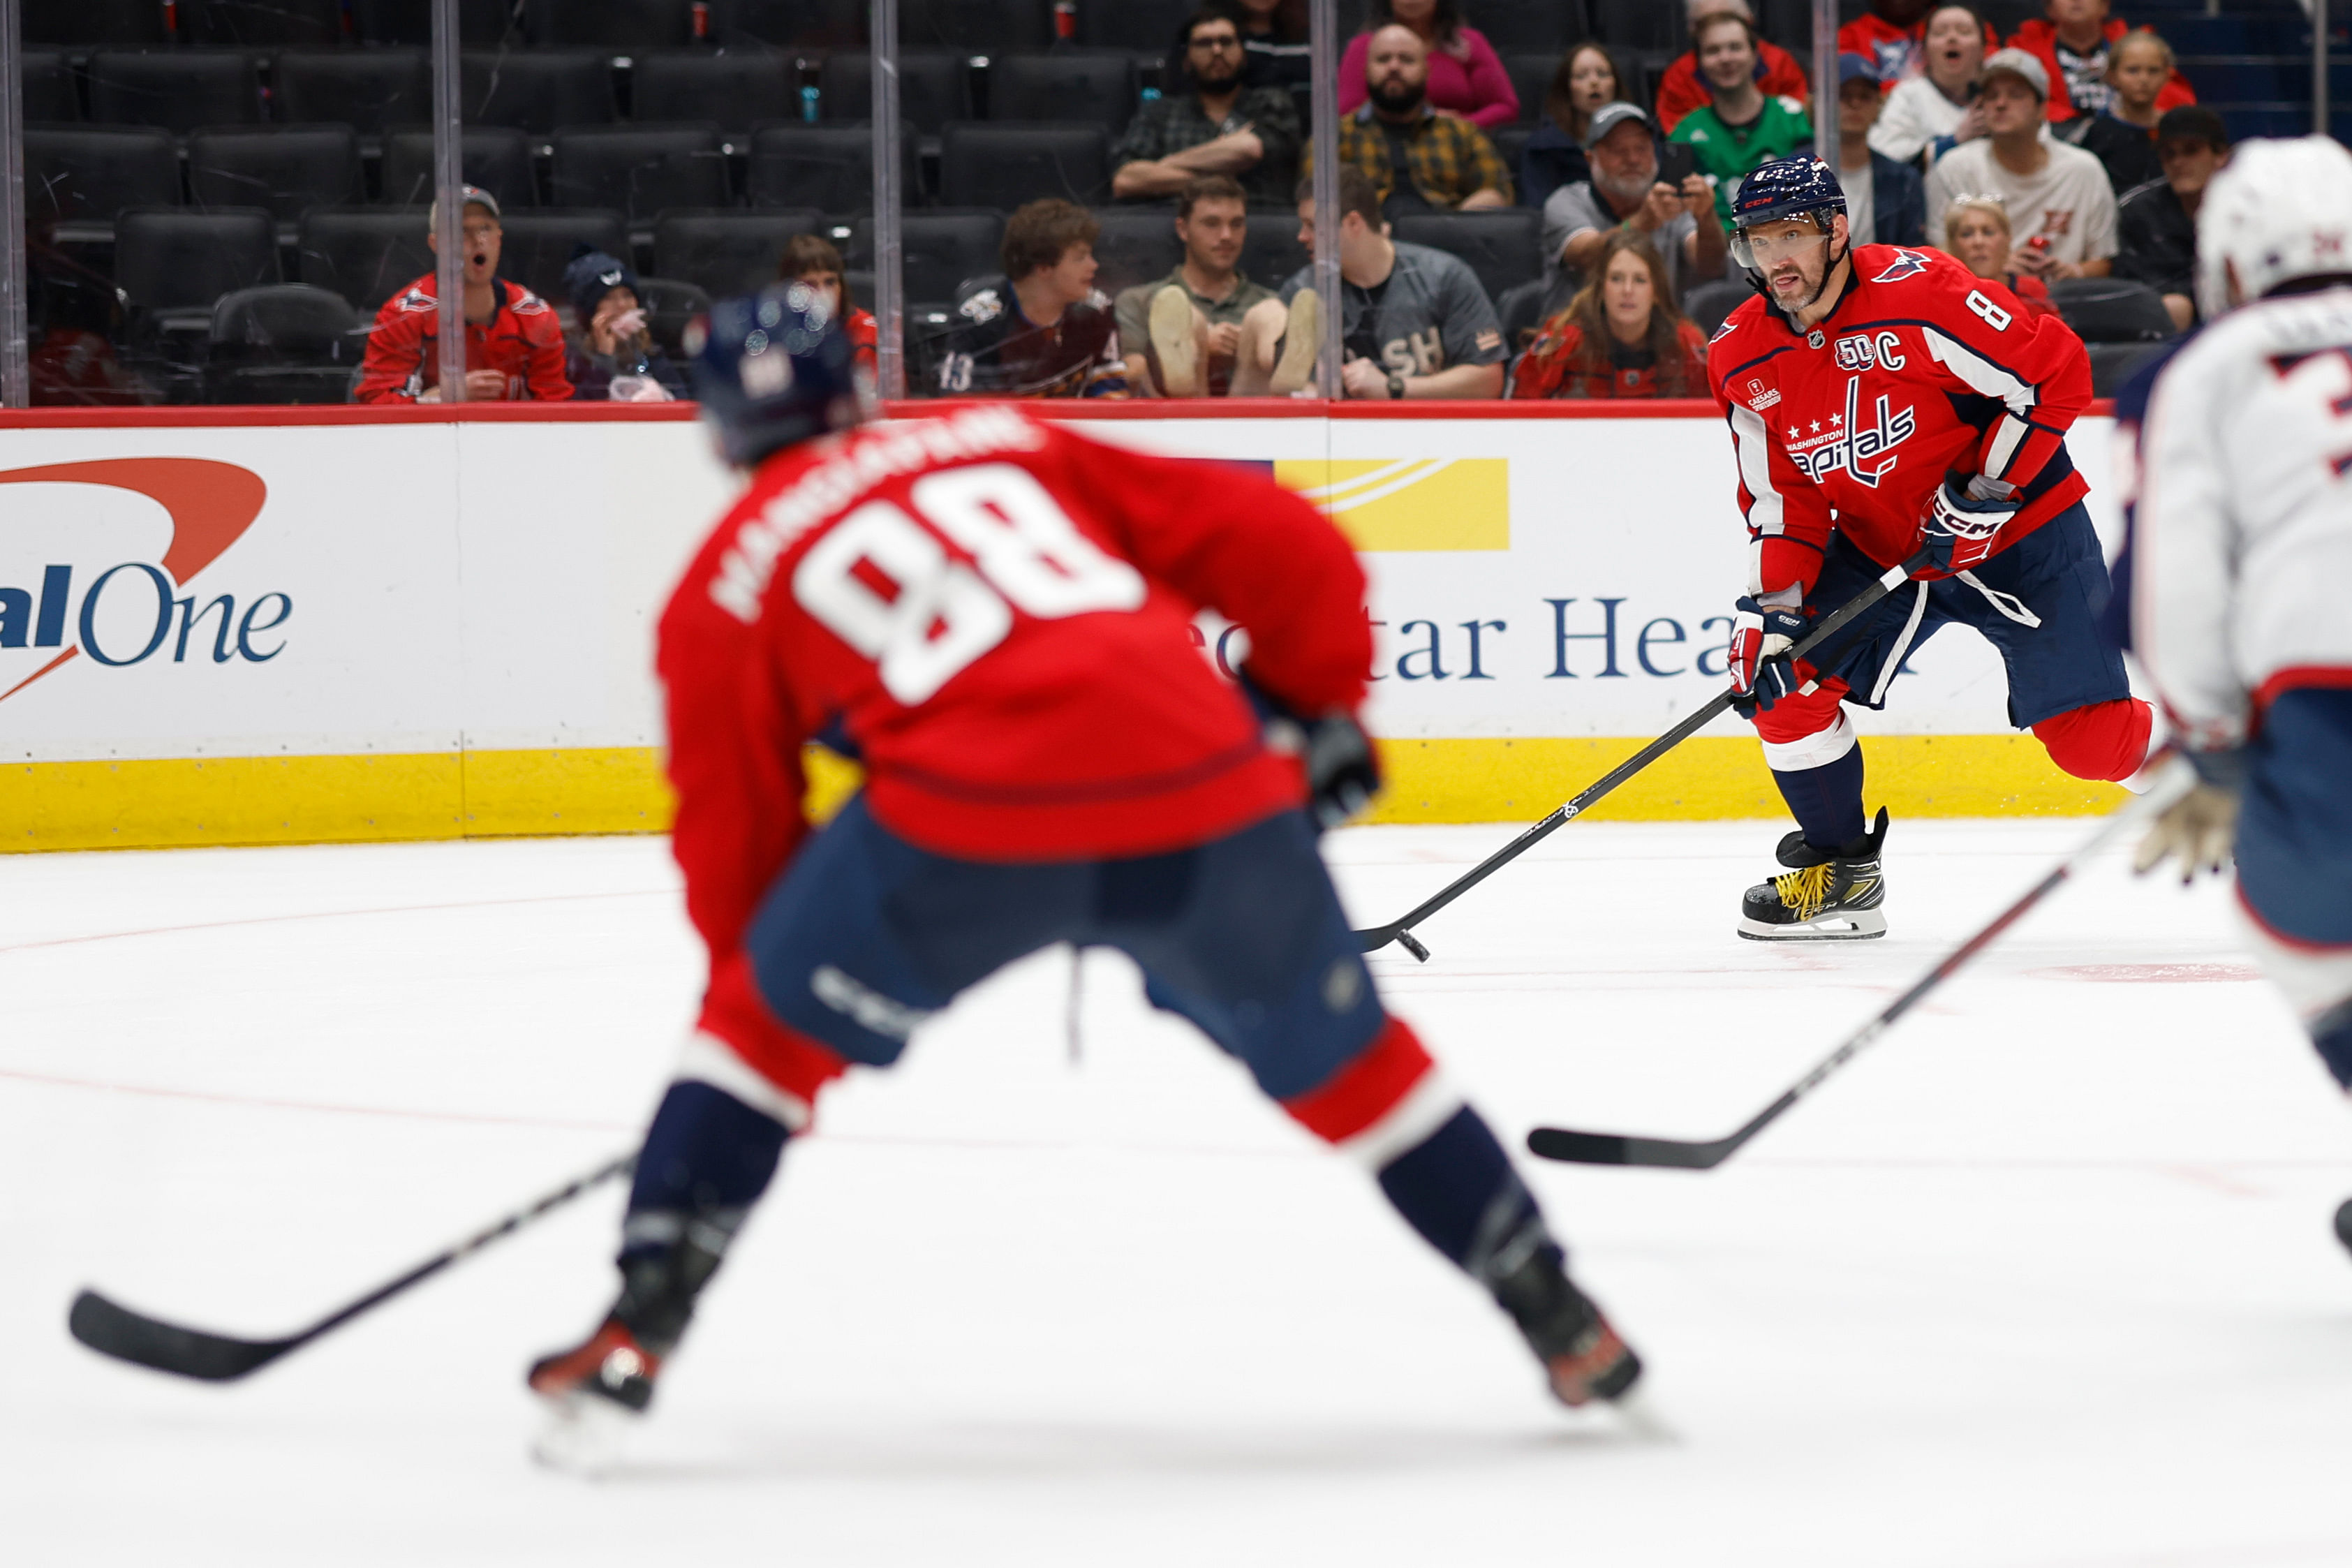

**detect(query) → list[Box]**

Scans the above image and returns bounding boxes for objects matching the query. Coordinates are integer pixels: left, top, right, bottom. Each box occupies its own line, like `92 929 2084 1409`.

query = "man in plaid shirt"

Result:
1112 8 1302 207
1305 24 1512 215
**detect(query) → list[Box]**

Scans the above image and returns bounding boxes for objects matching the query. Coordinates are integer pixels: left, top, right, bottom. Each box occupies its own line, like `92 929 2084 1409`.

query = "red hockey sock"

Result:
2032 698 2154 783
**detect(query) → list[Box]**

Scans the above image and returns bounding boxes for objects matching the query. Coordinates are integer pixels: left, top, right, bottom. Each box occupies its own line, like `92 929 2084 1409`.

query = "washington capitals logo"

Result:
1789 376 1918 487
1872 250 1930 283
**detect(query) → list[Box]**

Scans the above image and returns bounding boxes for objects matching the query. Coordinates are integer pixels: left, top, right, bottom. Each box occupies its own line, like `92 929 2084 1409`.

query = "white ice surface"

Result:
6 820 2351 1567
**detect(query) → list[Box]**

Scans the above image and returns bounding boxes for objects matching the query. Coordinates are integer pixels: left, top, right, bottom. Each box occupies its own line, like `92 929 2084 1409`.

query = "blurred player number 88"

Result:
793 462 1147 704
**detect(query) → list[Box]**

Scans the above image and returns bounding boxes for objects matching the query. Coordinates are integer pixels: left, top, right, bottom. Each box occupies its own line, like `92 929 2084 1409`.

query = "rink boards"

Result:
0 401 2131 852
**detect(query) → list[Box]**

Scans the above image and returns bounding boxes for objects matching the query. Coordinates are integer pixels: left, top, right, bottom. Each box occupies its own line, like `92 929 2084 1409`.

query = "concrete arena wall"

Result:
0 400 2130 853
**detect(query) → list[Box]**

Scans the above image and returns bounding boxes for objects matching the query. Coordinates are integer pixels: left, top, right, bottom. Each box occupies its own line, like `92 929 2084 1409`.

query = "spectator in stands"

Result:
561 249 685 403
1840 0 1944 82
1115 175 1312 397
1282 167 1505 399
1114 9 1303 207
1518 43 1619 212
1870 3 1990 168
1940 193 2062 320
1510 230 1710 401
933 200 1127 399
2005 1 2194 124
1309 25 1513 215
1218 0 1312 90
778 233 879 380
1925 50 2116 279
2053 29 2173 193
354 186 570 405
1545 103 1727 316
2113 105 2226 332
1337 0 1518 130
1671 11 1815 224
1657 0 1810 134
1835 56 1928 246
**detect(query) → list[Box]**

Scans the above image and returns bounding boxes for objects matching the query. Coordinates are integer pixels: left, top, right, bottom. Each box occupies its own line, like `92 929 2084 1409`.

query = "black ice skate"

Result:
2335 1197 2352 1262
1738 808 1890 942
1488 1242 1643 1407
528 1229 725 1474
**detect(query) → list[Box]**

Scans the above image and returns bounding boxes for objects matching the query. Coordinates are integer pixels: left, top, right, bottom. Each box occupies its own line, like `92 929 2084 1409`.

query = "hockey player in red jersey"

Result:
1708 156 2157 939
525 283 1643 1467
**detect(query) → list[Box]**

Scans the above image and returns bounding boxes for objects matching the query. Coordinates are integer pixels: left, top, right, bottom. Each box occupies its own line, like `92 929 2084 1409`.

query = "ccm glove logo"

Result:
1920 475 2021 576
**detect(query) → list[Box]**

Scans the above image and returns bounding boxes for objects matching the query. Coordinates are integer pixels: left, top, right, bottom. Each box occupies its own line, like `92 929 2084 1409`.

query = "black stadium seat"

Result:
380 126 539 210
535 0 699 48
631 53 798 137
1390 209 1543 305
23 0 170 46
189 126 363 247
23 53 82 123
355 0 522 45
182 0 345 47
1077 0 1190 50
550 124 730 225
23 127 182 245
1087 205 1184 298
2086 341 2166 398
297 207 434 311
747 122 913 213
1238 205 1308 290
1471 0 1586 53
902 0 1051 52
1591 0 1684 54
820 52 971 134
848 209 1003 302
2048 278 2176 343
988 52 1141 135
205 283 367 404
938 121 1109 208
493 208 633 303
274 52 434 140
652 209 828 299
115 207 282 332
459 50 618 135
1503 53 1557 124
719 0 866 48
88 52 267 134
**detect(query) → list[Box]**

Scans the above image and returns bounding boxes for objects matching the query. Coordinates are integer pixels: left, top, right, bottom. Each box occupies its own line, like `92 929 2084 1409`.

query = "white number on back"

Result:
1965 290 2013 332
792 464 1146 706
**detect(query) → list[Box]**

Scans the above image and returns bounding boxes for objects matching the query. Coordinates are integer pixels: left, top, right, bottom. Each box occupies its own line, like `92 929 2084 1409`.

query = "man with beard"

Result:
1114 175 1321 398
1703 156 2154 940
1308 23 1510 216
1112 8 1302 207
1541 103 1726 318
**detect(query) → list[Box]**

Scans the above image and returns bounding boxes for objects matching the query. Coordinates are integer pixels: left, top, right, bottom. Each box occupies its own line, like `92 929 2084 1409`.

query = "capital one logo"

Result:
0 457 282 705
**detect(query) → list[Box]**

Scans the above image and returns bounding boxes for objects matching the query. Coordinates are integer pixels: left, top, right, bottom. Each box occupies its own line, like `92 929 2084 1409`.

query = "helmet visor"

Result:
1730 223 1832 271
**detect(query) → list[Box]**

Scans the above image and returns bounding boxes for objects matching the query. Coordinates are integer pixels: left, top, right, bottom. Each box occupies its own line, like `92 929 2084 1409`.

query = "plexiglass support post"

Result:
0 0 28 408
871 0 906 401
431 0 467 404
1308 0 1340 399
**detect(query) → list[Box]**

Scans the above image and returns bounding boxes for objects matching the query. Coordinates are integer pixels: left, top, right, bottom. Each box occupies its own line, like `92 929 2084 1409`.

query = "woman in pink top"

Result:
1336 0 1520 129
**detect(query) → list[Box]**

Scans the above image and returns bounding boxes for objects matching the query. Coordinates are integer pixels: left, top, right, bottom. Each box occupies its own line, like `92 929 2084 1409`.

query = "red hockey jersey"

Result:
658 405 1373 974
1706 243 2092 596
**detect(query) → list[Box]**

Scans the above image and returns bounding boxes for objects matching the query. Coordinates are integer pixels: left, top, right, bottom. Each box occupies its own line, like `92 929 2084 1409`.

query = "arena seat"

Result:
354 0 522 46
550 124 732 225
1076 0 1190 50
22 0 170 46
189 125 365 240
1472 0 1585 54
493 208 634 302
181 0 345 47
631 52 798 138
1238 205 1308 290
2048 278 2177 343
818 52 971 134
718 0 866 48
1496 276 1548 357
297 207 433 311
23 52 82 123
938 122 1110 208
380 126 540 210
635 274 712 360
459 50 619 135
846 209 1004 302
88 52 267 134
274 51 435 140
1086 205 1185 298
652 209 829 300
747 123 917 214
205 283 367 405
534 0 700 48
115 207 283 334
1681 277 1752 337
24 126 183 246
2086 341 2166 398
1390 209 1542 306
987 52 1142 135
901 0 1052 53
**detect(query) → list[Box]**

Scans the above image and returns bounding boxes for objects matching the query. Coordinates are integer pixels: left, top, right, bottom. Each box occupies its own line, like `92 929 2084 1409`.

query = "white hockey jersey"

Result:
2129 286 2352 750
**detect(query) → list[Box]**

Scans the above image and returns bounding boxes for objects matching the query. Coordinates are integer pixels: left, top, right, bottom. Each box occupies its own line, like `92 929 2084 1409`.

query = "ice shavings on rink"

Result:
7 820 2352 1567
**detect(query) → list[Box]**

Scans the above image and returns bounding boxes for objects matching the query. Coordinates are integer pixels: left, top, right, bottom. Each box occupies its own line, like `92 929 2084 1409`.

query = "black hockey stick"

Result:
68 1151 634 1382
1356 550 1932 961
1525 764 2193 1169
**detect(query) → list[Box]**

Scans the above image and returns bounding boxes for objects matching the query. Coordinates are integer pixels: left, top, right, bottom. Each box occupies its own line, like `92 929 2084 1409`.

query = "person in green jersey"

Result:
1671 9 1816 222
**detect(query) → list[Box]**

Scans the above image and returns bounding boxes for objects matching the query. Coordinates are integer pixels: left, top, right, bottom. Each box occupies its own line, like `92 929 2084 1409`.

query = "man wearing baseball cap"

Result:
1923 47 2117 279
353 184 573 404
1541 101 1727 317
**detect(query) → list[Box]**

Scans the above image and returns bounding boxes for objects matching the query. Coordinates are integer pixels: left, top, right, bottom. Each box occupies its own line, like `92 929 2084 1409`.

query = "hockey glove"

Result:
1727 596 1809 717
1920 475 2020 577
2132 746 2245 885
1242 676 1382 830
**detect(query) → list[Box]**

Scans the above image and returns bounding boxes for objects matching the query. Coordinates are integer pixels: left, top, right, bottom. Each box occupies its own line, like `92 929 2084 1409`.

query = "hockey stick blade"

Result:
1523 768 2194 1171
69 1290 297 1382
1352 553 1928 956
67 1151 633 1384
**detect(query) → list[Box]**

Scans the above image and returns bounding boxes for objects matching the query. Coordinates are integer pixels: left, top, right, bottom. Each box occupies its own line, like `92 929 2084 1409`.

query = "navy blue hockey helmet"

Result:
688 281 866 468
1727 156 1849 270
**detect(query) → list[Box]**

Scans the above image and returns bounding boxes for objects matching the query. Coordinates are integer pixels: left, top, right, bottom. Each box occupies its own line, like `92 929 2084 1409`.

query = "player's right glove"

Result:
1727 596 1808 717
2132 746 2245 885
1243 676 1382 830
1920 475 2020 577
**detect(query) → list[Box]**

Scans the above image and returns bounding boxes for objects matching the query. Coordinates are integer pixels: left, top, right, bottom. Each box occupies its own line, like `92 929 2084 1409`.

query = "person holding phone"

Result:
1541 103 1726 317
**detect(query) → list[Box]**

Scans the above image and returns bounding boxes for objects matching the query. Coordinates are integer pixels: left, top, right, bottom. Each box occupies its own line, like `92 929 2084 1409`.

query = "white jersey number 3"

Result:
792 463 1146 704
